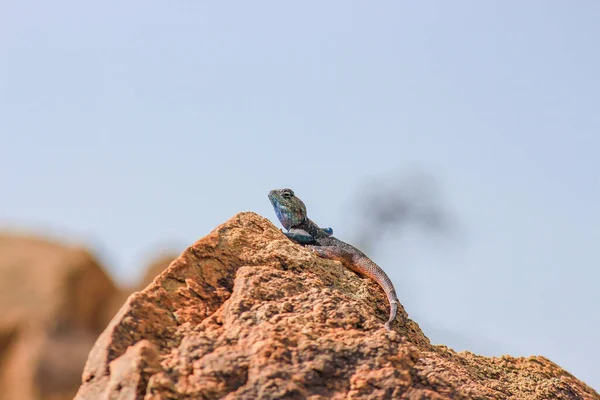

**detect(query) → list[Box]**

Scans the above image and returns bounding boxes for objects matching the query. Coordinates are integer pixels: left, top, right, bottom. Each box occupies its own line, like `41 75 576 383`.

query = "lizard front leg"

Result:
284 228 316 244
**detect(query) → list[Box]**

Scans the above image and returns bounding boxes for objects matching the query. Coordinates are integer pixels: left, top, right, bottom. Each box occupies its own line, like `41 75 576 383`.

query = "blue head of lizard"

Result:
268 188 307 230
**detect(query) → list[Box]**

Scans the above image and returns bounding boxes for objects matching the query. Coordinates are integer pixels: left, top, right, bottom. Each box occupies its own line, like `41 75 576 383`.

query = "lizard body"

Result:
268 188 399 330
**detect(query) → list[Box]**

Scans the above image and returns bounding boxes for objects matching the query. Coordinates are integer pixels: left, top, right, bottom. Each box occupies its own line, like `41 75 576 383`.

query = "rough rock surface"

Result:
75 213 599 400
0 234 120 400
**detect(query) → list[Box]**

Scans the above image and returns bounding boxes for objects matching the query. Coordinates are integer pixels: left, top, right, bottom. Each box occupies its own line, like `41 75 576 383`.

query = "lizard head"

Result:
268 188 307 230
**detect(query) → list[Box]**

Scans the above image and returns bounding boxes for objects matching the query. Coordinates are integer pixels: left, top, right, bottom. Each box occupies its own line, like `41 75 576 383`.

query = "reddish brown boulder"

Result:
0 234 119 400
75 213 599 399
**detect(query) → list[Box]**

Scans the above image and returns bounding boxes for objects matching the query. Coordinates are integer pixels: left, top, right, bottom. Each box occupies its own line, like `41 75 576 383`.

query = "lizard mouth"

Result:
268 190 283 206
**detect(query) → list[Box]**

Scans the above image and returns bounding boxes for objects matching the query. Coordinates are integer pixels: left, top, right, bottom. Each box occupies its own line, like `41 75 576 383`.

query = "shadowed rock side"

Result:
75 213 599 400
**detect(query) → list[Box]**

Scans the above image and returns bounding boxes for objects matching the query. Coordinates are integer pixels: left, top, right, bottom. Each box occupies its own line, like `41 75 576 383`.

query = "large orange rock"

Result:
0 235 119 400
75 213 599 399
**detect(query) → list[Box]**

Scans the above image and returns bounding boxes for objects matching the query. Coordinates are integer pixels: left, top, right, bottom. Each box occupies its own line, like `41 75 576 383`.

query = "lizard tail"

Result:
343 255 400 330
384 298 399 331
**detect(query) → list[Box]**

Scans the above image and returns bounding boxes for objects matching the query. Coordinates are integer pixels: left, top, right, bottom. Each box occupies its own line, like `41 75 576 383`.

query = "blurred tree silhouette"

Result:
353 172 454 253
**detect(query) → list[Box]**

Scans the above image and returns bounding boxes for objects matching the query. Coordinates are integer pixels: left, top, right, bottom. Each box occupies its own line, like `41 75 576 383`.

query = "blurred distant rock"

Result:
74 213 599 400
0 234 120 400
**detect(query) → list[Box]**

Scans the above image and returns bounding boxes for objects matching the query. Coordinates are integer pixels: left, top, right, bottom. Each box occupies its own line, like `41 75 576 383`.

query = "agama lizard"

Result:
268 188 400 330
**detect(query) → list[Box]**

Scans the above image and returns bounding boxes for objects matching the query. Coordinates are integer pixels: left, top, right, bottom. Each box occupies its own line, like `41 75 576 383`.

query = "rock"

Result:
75 213 599 400
0 234 120 400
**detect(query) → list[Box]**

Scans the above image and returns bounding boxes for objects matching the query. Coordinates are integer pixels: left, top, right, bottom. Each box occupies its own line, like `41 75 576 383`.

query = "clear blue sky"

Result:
2 1 599 390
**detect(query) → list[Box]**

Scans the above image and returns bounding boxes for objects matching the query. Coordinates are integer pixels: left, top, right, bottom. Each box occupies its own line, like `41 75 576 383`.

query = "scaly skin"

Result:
268 188 400 330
